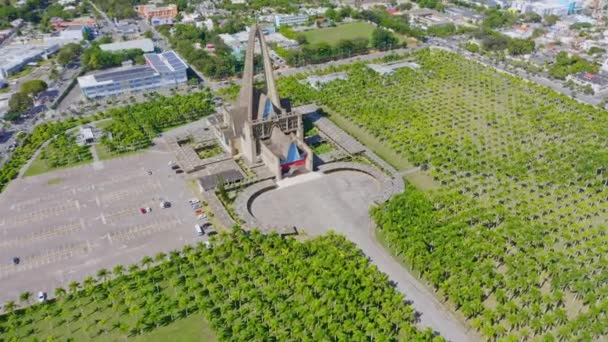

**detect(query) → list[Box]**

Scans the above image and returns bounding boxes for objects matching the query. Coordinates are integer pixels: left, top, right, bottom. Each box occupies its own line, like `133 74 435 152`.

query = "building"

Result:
213 25 313 180
409 9 452 29
367 61 420 75
567 72 608 94
100 38 155 53
444 7 484 25
304 72 348 90
274 14 309 27
150 17 174 26
134 4 178 20
77 51 188 98
0 43 60 79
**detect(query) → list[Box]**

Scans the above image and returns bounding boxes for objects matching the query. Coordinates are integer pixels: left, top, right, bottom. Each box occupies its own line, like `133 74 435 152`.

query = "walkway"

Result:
17 138 52 178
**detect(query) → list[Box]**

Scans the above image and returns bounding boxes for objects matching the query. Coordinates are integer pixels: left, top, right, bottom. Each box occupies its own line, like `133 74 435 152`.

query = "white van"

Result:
195 224 203 236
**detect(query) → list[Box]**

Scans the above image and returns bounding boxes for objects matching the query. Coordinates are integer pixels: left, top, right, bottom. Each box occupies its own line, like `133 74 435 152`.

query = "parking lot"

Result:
0 147 205 304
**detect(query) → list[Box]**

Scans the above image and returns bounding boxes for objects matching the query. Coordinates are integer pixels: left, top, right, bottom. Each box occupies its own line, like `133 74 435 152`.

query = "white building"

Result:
100 39 155 53
0 43 60 79
77 51 188 98
274 14 309 28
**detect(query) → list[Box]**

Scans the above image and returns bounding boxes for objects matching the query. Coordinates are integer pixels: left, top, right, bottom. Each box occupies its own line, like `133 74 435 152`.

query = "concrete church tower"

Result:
215 24 312 180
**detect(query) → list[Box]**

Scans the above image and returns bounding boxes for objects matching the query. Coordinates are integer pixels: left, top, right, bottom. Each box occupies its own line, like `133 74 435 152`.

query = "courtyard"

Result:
0 146 204 304
250 171 380 236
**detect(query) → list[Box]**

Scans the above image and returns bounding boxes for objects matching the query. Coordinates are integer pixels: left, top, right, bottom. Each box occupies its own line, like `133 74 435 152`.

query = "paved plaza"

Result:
251 171 380 235
0 147 204 304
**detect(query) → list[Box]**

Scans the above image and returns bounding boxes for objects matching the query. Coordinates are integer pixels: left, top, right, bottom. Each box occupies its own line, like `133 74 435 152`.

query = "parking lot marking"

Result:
109 216 180 242
0 221 84 249
101 213 106 225
5 201 79 227
0 243 89 279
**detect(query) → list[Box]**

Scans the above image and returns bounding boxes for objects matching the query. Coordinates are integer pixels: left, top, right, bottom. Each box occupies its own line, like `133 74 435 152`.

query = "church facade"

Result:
214 24 313 180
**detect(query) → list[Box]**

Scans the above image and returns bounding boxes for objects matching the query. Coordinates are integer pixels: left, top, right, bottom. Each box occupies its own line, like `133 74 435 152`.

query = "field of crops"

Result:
278 48 608 340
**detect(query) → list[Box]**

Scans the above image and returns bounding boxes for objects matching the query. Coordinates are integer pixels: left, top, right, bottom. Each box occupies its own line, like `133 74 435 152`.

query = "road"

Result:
88 1 116 33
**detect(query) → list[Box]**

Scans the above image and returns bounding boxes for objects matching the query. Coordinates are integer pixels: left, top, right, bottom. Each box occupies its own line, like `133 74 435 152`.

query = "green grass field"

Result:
94 143 143 161
303 22 376 45
23 145 92 177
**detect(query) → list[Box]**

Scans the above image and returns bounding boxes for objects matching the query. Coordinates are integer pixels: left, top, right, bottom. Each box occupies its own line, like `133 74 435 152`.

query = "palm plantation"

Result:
0 230 435 341
278 48 608 340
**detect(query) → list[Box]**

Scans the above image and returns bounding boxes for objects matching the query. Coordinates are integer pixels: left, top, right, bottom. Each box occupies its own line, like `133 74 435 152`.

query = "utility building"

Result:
214 24 313 180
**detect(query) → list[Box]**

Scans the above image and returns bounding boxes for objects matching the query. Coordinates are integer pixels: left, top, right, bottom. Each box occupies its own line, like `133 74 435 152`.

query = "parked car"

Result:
195 224 204 236
202 223 216 236
171 165 180 170
12 257 19 265
38 292 47 302
160 201 171 209
189 198 200 205
140 207 152 214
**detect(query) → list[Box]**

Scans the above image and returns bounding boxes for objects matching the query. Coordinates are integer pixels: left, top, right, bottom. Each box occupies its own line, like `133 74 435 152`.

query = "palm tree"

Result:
19 291 32 307
96 268 109 284
3 300 17 315
68 281 80 297
141 256 153 269
154 252 166 264
112 264 125 278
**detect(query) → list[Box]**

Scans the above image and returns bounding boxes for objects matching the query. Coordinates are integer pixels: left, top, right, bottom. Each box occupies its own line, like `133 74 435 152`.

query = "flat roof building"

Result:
100 39 155 53
567 72 608 94
0 43 60 79
274 14 309 28
367 61 421 76
135 4 178 19
77 50 188 98
304 72 348 90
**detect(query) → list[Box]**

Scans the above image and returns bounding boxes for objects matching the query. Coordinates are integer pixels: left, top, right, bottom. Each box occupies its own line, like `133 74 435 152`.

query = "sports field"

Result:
302 22 376 45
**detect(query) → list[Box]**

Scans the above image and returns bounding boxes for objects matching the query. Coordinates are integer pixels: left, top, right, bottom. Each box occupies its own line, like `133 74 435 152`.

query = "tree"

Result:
8 92 32 116
3 300 17 314
371 28 398 50
20 79 47 96
544 15 558 26
588 46 606 55
507 38 535 55
112 264 125 278
19 291 32 306
57 43 82 65
143 30 153 39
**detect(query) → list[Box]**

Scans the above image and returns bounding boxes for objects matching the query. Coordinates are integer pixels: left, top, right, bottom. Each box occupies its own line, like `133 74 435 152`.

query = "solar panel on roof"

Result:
94 66 157 83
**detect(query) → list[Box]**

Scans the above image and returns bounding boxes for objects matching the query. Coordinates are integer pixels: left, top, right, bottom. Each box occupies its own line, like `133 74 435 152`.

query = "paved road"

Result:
89 1 116 33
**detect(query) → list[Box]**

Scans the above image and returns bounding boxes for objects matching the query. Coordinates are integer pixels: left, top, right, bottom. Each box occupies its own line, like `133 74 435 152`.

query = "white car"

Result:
188 198 200 205
38 291 47 303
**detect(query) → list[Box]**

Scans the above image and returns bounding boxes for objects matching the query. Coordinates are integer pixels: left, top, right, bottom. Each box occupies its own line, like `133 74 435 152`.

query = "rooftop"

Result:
144 50 188 73
198 169 244 191
367 61 421 75
100 39 155 53
78 66 156 88
571 72 608 86
77 51 187 88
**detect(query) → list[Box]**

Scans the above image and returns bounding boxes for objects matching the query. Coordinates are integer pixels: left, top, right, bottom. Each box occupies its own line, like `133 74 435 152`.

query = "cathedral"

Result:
214 24 313 180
